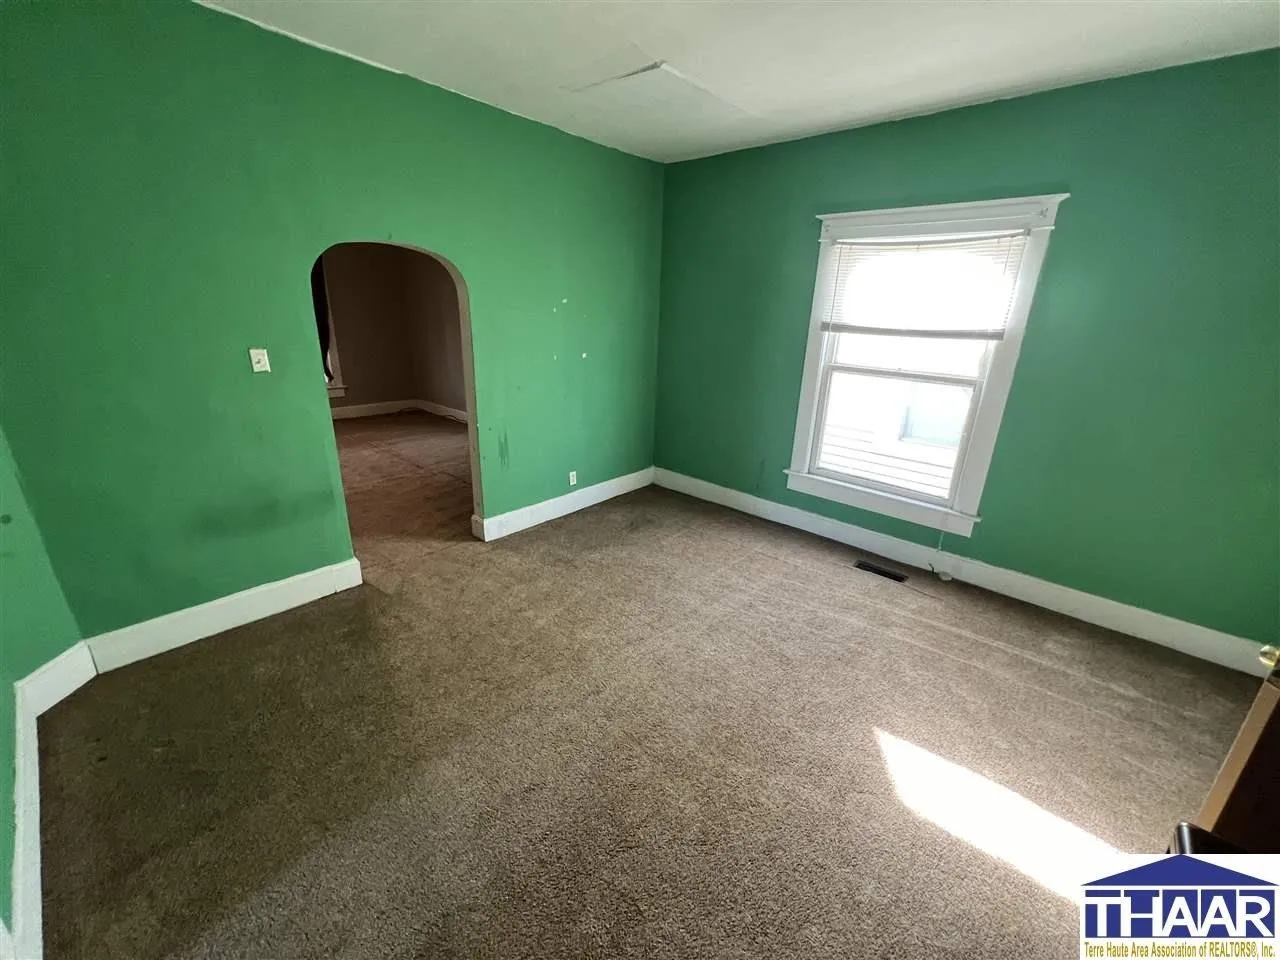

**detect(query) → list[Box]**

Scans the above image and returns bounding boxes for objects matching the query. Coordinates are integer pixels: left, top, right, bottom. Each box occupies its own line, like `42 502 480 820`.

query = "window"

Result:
787 195 1066 536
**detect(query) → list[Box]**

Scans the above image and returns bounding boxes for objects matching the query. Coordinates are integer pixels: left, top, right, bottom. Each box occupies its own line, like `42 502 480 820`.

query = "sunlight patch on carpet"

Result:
876 729 1118 898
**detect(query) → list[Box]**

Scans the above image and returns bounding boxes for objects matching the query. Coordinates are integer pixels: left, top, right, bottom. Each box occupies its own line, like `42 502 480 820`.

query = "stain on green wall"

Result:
0 427 82 926
656 51 1280 643
0 2 664 637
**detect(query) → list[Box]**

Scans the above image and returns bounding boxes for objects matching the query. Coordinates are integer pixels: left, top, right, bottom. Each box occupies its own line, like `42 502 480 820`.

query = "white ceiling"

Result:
203 0 1280 162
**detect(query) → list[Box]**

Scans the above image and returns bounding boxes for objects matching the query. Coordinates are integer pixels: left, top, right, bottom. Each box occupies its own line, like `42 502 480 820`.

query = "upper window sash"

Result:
818 194 1069 243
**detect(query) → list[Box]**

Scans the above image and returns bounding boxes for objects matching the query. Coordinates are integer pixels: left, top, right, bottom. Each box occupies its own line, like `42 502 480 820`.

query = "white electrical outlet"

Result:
248 348 271 373
568 471 577 487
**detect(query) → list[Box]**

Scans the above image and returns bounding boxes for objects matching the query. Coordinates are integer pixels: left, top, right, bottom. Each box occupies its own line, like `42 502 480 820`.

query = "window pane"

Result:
900 382 971 446
814 371 973 500
829 234 1026 333
832 333 989 378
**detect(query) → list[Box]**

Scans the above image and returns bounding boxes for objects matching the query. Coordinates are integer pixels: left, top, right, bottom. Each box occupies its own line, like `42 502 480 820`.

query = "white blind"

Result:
822 232 1028 337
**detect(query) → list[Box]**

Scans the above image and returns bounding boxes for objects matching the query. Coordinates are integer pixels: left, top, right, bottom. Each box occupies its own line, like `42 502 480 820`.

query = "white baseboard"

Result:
329 399 469 424
654 469 943 571
330 400 421 420
11 643 94 960
14 642 97 720
652 468 1266 677
475 467 654 542
941 555 1266 677
87 559 363 673
12 687 41 960
0 918 13 960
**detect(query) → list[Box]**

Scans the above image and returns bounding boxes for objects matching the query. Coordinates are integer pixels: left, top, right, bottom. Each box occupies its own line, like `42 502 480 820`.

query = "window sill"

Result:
327 383 347 399
784 470 977 537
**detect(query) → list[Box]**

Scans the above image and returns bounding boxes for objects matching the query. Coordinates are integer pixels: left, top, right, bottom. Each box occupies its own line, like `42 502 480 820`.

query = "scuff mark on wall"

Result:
498 430 510 470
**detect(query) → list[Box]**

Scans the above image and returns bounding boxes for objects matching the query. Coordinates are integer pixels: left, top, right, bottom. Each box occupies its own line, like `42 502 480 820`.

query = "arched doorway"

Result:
309 241 482 553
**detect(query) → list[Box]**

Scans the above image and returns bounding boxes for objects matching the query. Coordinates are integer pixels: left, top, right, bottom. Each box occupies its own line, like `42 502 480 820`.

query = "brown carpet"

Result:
39 412 1255 959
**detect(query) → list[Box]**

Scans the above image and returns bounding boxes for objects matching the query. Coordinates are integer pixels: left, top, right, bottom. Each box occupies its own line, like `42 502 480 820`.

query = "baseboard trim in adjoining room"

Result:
86 558 363 673
330 399 469 423
414 399 468 423
474 467 655 542
330 399 422 420
651 468 1266 677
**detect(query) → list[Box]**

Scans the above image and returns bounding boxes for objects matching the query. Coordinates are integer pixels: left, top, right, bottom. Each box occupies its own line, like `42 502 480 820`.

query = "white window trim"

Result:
786 194 1068 537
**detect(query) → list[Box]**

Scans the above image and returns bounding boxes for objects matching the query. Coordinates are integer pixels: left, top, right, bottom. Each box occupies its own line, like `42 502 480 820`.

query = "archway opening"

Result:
309 241 481 555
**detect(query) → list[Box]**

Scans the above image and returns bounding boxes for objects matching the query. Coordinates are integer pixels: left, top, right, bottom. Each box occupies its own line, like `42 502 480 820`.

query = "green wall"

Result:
656 51 1280 644
0 1 664 639
0 428 82 927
